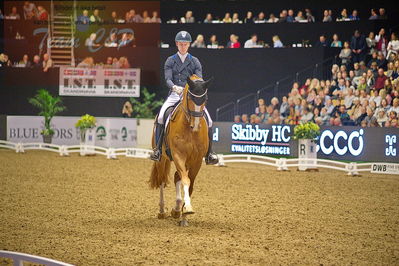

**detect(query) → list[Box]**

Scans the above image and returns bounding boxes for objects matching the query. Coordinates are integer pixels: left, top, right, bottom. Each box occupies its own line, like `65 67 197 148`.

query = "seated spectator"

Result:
280 96 290 117
234 115 241 123
267 13 278 23
104 57 113 67
244 34 258 48
315 35 328 47
257 104 267 123
250 114 258 124
374 68 387 91
126 9 143 23
241 114 249 124
330 34 342 48
337 8 348 21
208 34 223 48
366 32 377 55
42 53 53 72
376 51 387 69
118 33 135 48
36 6 48 21
90 9 103 23
255 12 266 23
322 10 332 22
19 54 31 67
320 107 330 125
389 98 399 113
110 11 121 23
300 107 314 123
305 8 315 22
295 11 305 22
376 28 388 57
122 101 133 118
227 34 240 48
31 55 41 68
77 10 90 24
191 34 206 48
272 35 283 48
222 12 232 23
119 57 130 69
232 13 240 23
278 10 287 23
203 13 213 23
142 11 151 23
23 1 37 20
357 77 367 91
285 108 300 125
367 51 378 67
270 97 280 110
369 9 378 20
8 6 21 20
105 32 118 47
181 10 194 23
387 33 399 60
269 109 282 124
150 11 161 23
363 107 377 126
85 33 101 48
339 41 352 65
112 57 119 68
378 8 387 20
286 9 295 23
77 57 94 68
349 9 360 21
255 98 265 114
244 11 254 23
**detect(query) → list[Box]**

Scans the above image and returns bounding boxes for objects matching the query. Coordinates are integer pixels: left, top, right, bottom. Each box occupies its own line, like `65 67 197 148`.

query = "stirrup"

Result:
205 152 219 165
150 149 162 162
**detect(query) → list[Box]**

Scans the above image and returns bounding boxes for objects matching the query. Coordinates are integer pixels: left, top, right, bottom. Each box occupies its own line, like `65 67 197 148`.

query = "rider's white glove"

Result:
172 85 184 95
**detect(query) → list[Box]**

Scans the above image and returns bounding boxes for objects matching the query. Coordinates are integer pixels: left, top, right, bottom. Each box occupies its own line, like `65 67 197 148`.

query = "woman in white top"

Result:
386 32 399 60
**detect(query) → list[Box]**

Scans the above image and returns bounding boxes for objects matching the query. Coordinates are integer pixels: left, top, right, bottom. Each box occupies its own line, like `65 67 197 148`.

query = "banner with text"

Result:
59 67 140 97
212 122 399 163
7 116 137 148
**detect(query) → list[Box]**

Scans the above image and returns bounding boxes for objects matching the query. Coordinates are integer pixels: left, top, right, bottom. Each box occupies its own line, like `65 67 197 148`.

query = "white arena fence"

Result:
0 250 74 266
0 140 376 175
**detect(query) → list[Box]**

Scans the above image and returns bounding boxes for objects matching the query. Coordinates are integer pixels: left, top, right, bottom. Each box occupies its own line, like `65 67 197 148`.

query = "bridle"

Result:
182 87 208 121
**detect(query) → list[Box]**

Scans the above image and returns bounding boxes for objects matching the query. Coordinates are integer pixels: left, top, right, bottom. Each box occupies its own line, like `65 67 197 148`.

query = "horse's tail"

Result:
149 157 171 189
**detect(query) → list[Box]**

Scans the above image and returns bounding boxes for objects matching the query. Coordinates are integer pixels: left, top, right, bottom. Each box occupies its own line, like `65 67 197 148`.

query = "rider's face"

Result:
176 41 190 54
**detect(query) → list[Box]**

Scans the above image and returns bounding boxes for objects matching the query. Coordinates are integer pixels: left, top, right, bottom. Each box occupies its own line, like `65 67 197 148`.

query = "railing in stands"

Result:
215 56 338 122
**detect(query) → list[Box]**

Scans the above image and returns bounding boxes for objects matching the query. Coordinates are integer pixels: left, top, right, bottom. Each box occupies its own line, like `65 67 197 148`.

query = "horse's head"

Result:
183 75 213 131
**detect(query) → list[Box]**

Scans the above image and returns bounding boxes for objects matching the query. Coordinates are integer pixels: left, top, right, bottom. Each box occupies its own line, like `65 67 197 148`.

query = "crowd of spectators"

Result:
0 2 161 23
0 52 53 71
234 28 399 128
167 8 387 24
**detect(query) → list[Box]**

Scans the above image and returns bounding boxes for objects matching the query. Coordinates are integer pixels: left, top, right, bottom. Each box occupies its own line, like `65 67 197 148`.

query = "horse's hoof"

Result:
158 212 168 219
179 220 189 227
171 208 181 219
182 205 195 215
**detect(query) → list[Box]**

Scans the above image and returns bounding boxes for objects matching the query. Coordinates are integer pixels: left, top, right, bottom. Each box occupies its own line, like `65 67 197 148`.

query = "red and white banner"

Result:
59 66 140 97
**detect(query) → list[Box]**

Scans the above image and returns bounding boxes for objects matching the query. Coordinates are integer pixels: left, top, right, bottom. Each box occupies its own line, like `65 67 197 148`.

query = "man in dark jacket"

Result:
350 30 367 63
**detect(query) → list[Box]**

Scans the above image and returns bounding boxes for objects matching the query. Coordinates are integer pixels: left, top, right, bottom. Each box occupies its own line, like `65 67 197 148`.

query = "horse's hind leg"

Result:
158 182 168 219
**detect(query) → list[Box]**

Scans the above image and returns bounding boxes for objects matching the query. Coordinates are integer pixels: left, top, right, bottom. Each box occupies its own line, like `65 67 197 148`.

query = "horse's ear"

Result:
204 77 214 88
187 77 195 89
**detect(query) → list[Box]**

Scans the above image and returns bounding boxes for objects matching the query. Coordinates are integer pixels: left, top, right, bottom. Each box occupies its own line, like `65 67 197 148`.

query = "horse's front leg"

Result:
171 171 183 219
158 182 168 219
172 152 194 216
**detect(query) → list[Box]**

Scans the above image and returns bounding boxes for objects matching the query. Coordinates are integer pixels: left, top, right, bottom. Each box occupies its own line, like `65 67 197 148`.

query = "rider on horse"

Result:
150 31 219 165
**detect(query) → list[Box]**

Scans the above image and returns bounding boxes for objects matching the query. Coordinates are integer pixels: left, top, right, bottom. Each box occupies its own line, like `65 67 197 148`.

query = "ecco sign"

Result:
318 129 364 156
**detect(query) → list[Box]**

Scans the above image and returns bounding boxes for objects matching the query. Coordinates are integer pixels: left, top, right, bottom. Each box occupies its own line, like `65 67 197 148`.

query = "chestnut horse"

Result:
149 75 211 226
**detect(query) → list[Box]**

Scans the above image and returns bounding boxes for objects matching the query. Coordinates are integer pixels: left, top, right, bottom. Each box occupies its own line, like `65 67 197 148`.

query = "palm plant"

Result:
28 89 66 136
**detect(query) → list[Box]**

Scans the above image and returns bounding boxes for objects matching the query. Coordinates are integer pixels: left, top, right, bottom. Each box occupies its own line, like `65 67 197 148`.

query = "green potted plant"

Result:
129 88 163 118
28 89 66 143
293 122 321 171
75 114 96 142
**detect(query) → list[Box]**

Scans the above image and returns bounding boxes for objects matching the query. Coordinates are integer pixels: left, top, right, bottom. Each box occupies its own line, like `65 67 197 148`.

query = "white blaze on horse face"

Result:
183 184 191 207
193 104 201 131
